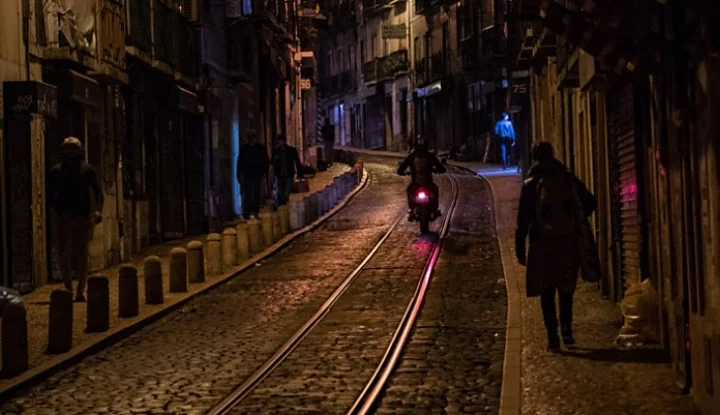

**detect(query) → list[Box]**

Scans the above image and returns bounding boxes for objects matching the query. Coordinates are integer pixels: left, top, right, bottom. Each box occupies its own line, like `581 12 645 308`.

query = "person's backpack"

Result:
535 172 577 235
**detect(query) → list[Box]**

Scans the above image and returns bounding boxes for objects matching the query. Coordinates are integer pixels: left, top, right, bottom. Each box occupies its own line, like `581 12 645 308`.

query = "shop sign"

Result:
3 81 58 118
382 24 407 39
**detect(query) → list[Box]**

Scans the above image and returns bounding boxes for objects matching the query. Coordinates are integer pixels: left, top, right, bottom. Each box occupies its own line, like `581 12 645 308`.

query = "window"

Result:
360 40 365 64
337 48 342 72
242 0 253 15
350 45 356 75
414 36 421 60
371 35 377 59
328 50 334 75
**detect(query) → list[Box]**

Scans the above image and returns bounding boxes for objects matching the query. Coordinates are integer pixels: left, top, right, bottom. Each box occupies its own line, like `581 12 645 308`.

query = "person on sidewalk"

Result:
515 142 597 350
237 130 270 219
495 112 516 170
322 117 335 168
48 137 104 302
272 134 304 206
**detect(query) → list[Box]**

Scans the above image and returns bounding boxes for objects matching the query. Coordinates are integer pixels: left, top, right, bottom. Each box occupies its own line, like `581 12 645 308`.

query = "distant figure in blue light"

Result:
495 112 516 170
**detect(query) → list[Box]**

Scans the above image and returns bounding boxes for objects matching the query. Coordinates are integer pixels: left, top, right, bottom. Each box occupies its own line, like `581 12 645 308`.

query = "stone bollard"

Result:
222 227 238 270
304 195 315 225
144 256 164 304
296 199 307 230
236 222 250 261
119 265 139 318
330 180 339 205
169 248 188 293
247 219 262 254
272 209 283 241
316 188 327 217
278 205 290 235
206 233 222 276
86 275 109 333
187 241 205 283
48 289 73 353
260 212 274 248
289 200 300 231
323 186 332 212
2 302 28 376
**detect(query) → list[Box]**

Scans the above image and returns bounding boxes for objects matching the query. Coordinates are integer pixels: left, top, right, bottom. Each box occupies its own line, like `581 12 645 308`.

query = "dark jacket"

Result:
238 142 270 180
48 162 104 217
515 159 597 296
272 145 304 179
322 124 334 143
397 150 446 186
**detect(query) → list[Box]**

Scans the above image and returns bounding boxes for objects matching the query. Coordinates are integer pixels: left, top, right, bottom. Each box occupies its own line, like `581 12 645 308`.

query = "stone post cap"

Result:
88 275 109 284
170 247 187 256
119 264 138 275
278 205 289 212
259 212 271 219
223 227 237 235
207 233 222 242
187 240 203 250
51 289 72 300
1 301 26 317
236 221 249 229
144 255 162 264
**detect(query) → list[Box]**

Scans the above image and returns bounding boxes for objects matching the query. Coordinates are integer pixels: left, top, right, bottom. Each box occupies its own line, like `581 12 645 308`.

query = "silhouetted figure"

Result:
272 135 304 206
495 112 516 170
237 130 270 219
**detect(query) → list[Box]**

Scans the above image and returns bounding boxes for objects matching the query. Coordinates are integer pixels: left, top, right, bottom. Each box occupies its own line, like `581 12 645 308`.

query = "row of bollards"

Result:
0 162 364 378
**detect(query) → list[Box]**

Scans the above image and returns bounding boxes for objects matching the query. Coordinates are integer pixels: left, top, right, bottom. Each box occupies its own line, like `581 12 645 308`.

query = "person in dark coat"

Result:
321 117 335 167
237 130 270 219
515 142 597 350
48 137 104 302
272 135 304 206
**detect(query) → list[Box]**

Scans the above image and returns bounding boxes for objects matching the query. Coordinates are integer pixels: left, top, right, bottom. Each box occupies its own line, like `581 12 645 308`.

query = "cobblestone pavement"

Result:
485 173 696 415
374 172 507 415
0 165 349 380
227 175 454 414
0 157 408 415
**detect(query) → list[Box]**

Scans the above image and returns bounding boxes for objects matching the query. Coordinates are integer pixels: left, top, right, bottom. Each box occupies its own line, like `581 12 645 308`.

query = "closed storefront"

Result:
365 92 385 149
606 82 644 301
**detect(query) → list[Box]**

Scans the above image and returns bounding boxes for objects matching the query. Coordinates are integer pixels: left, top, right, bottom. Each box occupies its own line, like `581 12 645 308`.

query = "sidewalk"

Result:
0 164 358 395
484 173 696 415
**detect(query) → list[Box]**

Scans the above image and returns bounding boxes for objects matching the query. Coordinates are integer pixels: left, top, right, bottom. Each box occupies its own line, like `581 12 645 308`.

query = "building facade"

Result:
509 1 720 412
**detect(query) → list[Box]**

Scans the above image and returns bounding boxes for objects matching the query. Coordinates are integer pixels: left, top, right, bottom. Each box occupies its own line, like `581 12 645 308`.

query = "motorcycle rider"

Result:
397 135 447 220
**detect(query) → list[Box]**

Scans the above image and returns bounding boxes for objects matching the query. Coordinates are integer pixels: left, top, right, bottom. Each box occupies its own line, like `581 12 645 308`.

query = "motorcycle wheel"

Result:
419 205 430 234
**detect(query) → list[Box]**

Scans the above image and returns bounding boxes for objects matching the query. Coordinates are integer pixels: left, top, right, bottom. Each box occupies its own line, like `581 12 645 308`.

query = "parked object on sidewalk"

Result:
617 279 661 347
118 265 139 318
143 256 164 304
515 142 597 350
206 234 223 276
48 290 73 354
48 137 104 303
86 276 109 332
302 164 317 179
2 302 29 377
293 178 310 193
169 248 188 293
0 286 23 314
187 241 205 283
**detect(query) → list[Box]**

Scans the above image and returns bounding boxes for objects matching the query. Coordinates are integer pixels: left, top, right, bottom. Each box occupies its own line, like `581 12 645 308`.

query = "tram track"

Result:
208 172 461 415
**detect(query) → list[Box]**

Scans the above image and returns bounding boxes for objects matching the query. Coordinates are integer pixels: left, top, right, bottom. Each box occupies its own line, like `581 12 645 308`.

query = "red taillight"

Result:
416 191 428 202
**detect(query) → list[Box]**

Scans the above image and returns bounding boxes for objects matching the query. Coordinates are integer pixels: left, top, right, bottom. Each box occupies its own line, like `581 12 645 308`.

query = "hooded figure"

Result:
48 137 104 302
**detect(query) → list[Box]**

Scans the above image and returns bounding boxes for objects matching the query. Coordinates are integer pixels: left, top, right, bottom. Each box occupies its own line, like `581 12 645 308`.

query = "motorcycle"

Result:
412 186 437 234
400 157 447 234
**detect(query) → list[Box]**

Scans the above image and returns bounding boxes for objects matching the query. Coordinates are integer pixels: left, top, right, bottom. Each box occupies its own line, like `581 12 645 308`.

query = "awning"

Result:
59 70 103 107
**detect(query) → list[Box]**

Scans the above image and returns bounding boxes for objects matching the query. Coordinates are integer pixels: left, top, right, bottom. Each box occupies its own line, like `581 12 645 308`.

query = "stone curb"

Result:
340 147 522 415
0 167 370 401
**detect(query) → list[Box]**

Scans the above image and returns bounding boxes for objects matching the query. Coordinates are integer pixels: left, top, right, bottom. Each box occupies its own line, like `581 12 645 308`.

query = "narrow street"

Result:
0 157 507 414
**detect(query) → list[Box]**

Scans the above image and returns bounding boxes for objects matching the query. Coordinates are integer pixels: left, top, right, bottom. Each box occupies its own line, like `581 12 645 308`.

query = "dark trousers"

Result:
540 287 574 336
242 176 263 217
276 177 294 206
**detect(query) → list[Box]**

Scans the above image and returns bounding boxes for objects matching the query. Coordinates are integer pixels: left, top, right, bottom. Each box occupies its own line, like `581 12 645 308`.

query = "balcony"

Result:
362 60 378 83
461 26 500 70
319 71 357 95
363 0 393 16
174 15 198 79
128 0 152 53
414 57 430 87
153 1 174 65
430 52 448 79
377 49 409 80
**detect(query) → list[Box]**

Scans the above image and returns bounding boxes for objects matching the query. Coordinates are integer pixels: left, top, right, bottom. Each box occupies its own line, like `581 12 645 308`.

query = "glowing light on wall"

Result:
231 120 242 215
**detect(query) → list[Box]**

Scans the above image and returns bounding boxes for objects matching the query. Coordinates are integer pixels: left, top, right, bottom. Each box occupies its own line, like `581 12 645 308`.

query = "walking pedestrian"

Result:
322 117 335 168
495 112 516 170
515 142 597 350
271 135 304 206
237 130 270 219
48 137 104 302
